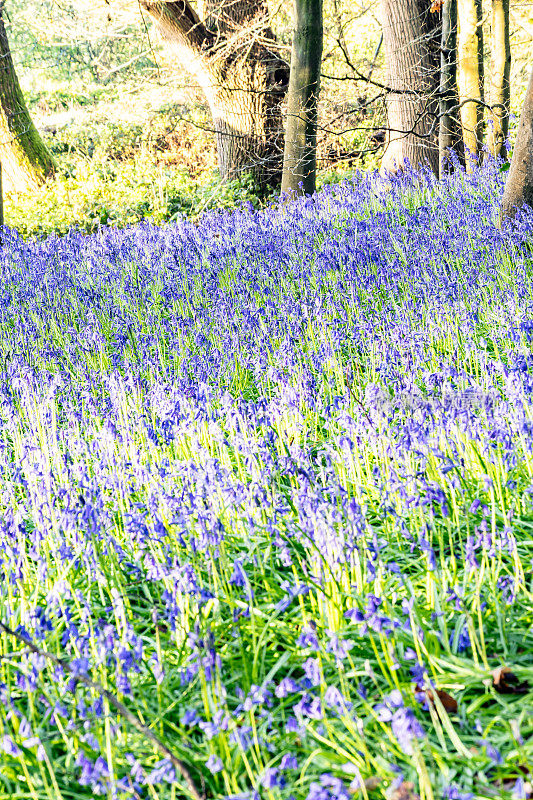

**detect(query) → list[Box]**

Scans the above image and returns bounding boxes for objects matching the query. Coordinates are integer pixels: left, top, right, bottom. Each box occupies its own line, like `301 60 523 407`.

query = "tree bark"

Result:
486 0 510 159
0 4 55 192
281 0 323 196
439 0 463 176
140 0 289 190
457 0 484 169
500 66 533 220
380 0 441 176
0 161 3 230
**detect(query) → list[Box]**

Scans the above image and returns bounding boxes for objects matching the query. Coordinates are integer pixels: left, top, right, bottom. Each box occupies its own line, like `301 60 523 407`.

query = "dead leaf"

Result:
389 782 420 800
349 776 382 794
433 688 458 712
492 666 529 694
416 685 458 713
429 0 444 11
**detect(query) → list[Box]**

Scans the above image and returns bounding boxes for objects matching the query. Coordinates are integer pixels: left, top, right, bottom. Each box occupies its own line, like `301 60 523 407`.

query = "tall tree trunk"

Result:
486 0 510 159
439 0 463 176
457 0 484 169
380 0 441 176
281 0 323 196
0 3 55 192
500 65 533 220
0 159 3 246
140 0 289 190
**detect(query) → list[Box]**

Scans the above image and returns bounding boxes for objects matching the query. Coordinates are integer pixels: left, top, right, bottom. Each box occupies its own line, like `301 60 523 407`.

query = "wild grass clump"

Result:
0 159 531 800
5 156 263 238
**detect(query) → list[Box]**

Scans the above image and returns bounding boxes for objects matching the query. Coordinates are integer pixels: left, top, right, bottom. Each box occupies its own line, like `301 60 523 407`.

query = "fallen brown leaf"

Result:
416 685 458 712
349 776 382 795
433 688 458 712
429 0 444 11
389 782 420 800
492 666 529 694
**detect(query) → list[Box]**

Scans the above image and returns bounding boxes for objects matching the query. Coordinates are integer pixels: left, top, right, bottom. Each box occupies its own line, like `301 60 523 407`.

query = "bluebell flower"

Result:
229 558 247 587
375 691 425 754
145 759 176 784
261 766 285 789
325 633 354 660
275 580 310 612
324 685 350 712
199 710 228 739
481 741 503 764
306 773 351 800
181 708 200 727
297 624 320 651
229 725 254 752
450 621 471 653
275 677 300 697
280 753 298 770
443 786 474 800
206 754 224 774
1 735 21 757
285 716 301 734
294 693 323 720
511 778 529 799
303 657 321 687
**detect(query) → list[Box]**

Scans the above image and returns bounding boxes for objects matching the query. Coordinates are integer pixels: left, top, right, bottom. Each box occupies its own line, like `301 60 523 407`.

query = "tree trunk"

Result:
0 4 55 192
281 0 323 196
457 0 484 169
380 0 441 176
439 0 463 176
500 66 533 220
486 0 510 159
0 161 3 230
140 0 289 190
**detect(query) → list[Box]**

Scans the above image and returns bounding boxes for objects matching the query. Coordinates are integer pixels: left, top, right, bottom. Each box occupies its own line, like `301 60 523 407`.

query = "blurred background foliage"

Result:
3 0 532 237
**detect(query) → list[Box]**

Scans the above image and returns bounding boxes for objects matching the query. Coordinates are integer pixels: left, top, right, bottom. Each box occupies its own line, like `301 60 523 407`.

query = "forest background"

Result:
3 0 532 238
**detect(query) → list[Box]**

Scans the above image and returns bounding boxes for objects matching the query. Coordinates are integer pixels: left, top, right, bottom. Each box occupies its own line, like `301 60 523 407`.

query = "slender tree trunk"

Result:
0 4 55 192
439 0 463 176
0 161 3 230
281 0 323 196
380 0 440 176
500 66 533 220
457 0 484 169
140 0 289 190
486 0 510 159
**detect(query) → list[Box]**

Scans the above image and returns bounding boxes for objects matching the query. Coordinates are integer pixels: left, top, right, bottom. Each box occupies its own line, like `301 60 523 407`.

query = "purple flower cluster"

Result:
0 160 530 799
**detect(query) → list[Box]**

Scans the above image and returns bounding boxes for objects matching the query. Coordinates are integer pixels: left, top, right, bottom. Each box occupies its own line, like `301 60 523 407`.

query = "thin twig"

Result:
345 380 374 427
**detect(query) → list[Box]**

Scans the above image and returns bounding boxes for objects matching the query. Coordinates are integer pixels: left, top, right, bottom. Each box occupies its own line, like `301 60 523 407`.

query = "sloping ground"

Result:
0 162 531 800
